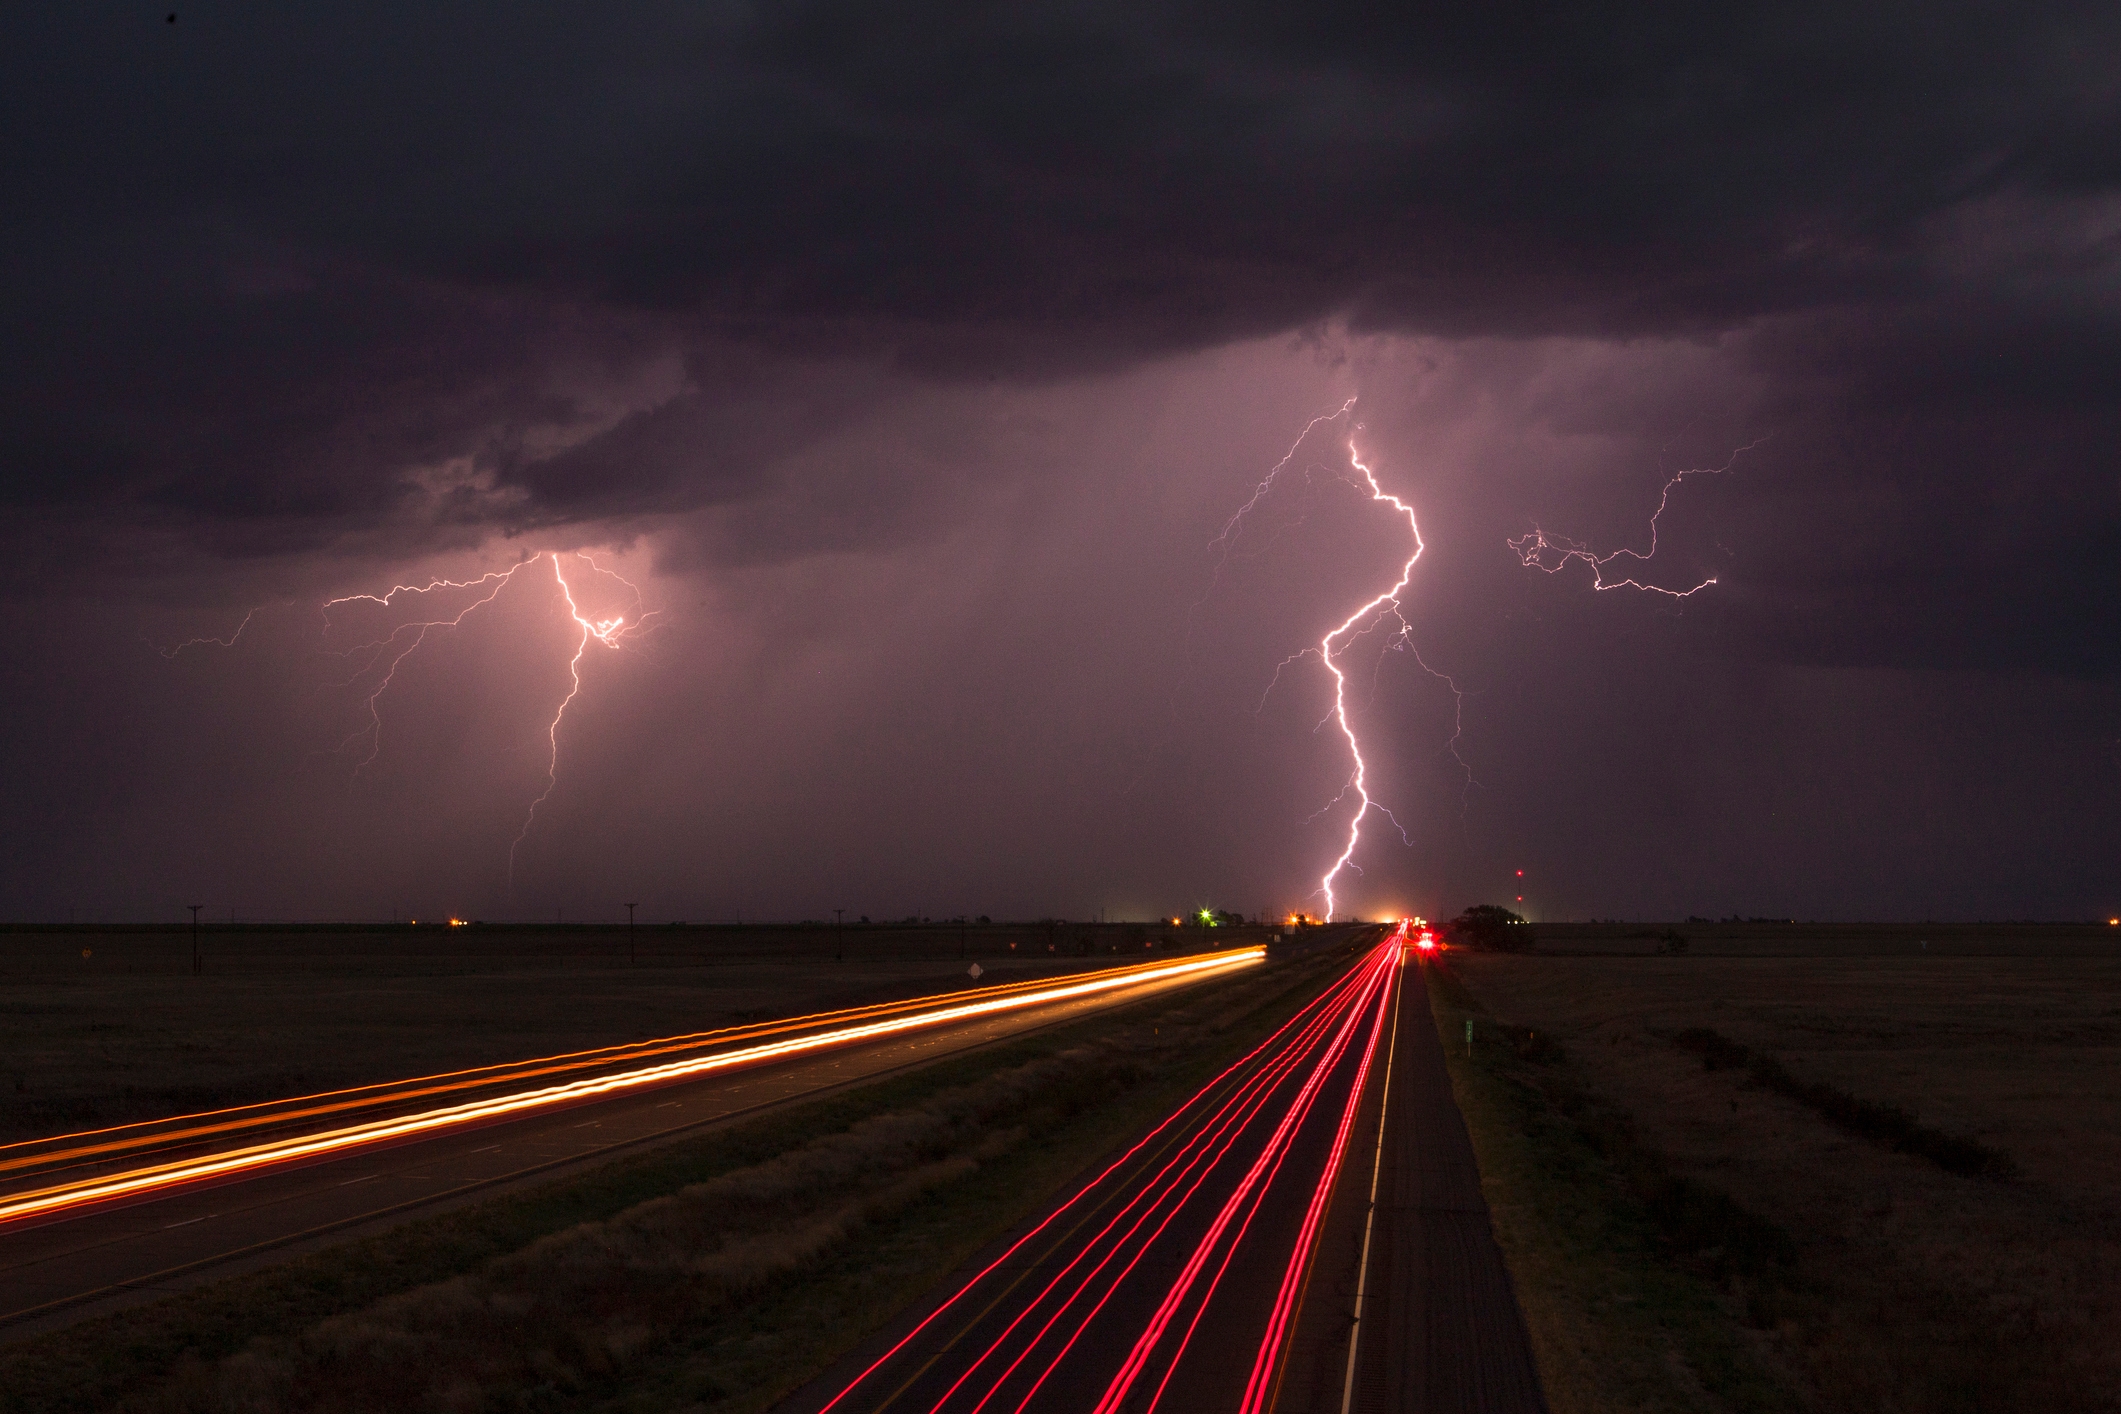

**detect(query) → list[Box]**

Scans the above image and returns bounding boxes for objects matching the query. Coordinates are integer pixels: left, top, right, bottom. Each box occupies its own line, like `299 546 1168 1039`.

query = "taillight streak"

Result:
815 947 1383 1414
1148 957 1394 1413
1093 945 1395 1413
1236 944 1400 1412
932 966 1368 1414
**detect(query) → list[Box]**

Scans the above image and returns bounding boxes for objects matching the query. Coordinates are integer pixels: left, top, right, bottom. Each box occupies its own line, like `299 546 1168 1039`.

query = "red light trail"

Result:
811 933 1404 1413
0 949 1261 1232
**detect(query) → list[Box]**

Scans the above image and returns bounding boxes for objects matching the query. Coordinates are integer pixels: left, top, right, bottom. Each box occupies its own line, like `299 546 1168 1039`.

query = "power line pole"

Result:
625 902 637 966
187 904 203 977
834 908 845 964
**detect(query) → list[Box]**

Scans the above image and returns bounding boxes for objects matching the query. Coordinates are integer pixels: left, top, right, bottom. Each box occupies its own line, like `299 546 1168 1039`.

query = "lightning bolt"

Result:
1221 403 1457 921
1208 398 1360 561
510 553 649 880
157 608 259 658
325 567 529 771
1311 434 1426 923
167 551 659 883
1507 440 1763 595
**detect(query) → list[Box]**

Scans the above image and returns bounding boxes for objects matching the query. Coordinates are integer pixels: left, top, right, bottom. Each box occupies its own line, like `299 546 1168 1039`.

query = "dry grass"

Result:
1449 925 2121 1413
138 1049 1113 1412
0 936 1350 1414
1424 959 1803 1414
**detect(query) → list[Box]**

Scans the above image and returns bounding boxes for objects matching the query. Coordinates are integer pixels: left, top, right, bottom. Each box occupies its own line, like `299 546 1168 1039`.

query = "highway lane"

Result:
782 931 1400 1414
1331 950 1545 1413
0 951 1258 1340
783 932 1548 1414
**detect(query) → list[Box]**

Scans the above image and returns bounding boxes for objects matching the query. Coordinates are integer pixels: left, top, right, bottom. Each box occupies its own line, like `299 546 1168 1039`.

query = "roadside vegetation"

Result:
1424 957 1804 1414
0 939 1357 1414
1669 1026 2016 1179
1435 928 2121 1413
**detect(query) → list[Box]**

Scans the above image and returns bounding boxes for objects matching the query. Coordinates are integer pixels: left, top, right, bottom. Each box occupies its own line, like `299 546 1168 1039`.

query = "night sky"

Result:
3 5 2116 924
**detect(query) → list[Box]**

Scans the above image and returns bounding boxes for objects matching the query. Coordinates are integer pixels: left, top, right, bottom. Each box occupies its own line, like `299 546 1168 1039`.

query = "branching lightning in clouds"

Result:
329 554 657 880
509 554 647 879
158 608 260 658
1221 403 1466 920
168 553 658 884
325 568 528 773
1507 441 1763 595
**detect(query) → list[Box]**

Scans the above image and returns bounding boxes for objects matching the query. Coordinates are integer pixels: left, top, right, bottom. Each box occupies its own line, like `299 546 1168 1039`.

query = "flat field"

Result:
0 935 1353 1414
0 921 1248 1144
1450 922 2121 1412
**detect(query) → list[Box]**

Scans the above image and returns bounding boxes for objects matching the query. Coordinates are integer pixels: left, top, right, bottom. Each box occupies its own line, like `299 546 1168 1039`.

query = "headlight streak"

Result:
811 935 1401 1414
0 950 1261 1231
0 961 1194 1186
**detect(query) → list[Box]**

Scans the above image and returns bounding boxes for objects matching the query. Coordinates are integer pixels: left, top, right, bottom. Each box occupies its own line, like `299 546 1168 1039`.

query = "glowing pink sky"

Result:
1 9 2116 923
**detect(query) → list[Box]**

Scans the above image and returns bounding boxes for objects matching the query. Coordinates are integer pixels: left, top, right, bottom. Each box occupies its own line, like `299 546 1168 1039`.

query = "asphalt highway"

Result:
0 951 1257 1340
782 934 1547 1414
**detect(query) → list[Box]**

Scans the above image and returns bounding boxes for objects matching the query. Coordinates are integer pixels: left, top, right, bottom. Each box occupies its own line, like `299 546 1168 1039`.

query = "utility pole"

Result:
187 904 203 977
626 902 637 966
959 916 967 960
834 908 845 963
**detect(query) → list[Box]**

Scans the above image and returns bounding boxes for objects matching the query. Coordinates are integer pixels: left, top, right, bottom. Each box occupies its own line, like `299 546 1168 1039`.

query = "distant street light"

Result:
625 902 638 966
187 904 203 976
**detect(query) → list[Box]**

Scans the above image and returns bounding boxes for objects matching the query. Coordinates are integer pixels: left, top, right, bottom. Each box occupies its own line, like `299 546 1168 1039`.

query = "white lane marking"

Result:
466 1144 502 1154
163 1214 213 1228
338 1174 380 1186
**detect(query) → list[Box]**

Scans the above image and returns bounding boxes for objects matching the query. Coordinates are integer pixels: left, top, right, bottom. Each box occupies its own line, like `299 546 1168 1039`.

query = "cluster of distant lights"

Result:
1164 909 1440 954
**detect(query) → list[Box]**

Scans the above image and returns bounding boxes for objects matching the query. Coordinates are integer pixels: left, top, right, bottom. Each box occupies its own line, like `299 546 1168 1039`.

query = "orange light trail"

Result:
0 949 1262 1230
0 959 1192 1182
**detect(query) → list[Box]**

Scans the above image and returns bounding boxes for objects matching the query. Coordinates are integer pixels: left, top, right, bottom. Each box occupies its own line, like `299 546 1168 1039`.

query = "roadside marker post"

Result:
1466 1018 1473 1056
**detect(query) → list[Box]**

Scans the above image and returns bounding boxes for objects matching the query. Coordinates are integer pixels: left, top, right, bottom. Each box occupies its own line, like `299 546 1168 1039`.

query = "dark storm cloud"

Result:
2 2 2118 677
